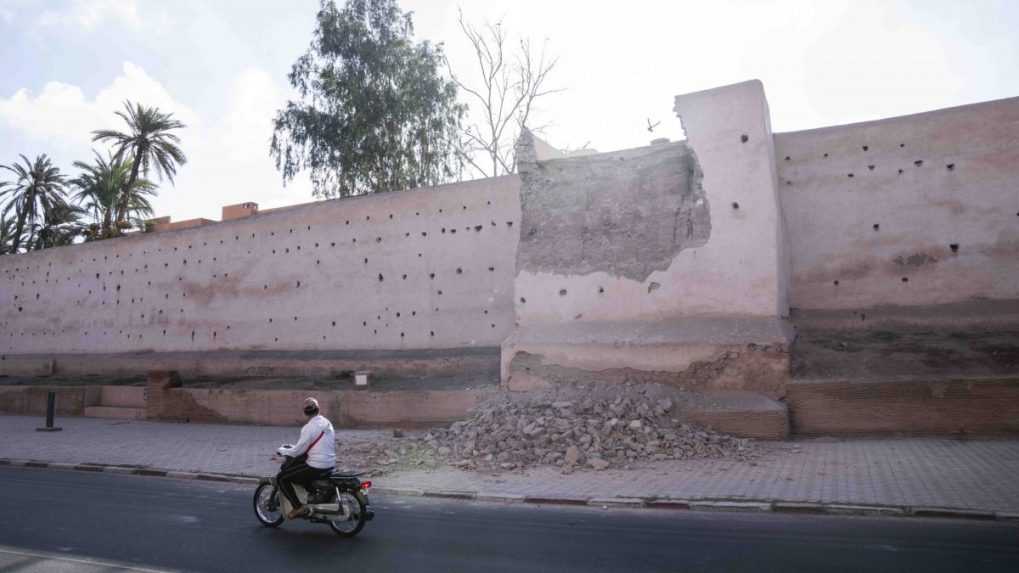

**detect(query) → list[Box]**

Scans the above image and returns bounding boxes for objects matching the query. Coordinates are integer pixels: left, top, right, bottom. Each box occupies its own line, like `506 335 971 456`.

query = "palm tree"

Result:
72 151 157 239
92 100 186 227
30 201 85 250
0 213 22 255
0 154 69 254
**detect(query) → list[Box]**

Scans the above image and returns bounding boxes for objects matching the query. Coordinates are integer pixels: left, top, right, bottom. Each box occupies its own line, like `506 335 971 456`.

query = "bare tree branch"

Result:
449 9 561 178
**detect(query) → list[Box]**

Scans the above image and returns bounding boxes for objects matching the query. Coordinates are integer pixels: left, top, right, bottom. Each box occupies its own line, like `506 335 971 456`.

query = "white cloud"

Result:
0 61 309 222
37 0 140 32
0 62 199 149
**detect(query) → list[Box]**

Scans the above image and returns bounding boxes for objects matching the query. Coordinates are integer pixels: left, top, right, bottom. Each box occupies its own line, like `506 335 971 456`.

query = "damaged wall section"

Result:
504 80 791 418
517 140 710 282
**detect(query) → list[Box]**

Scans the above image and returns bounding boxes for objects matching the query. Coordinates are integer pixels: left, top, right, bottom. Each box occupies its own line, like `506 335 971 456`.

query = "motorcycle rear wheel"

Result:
328 491 368 537
253 482 284 527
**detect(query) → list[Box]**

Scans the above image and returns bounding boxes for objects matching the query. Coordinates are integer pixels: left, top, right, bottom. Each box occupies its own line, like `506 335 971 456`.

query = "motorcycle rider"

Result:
277 397 336 519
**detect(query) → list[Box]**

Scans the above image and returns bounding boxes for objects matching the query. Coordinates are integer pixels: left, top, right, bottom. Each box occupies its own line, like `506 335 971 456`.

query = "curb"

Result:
1 458 259 486
3 458 1016 523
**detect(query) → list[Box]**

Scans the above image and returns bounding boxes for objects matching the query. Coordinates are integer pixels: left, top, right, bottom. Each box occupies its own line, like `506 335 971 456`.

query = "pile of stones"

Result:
340 384 756 474
418 388 755 471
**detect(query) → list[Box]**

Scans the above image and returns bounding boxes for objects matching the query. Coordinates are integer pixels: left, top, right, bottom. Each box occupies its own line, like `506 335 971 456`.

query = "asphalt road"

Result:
1 466 1017 573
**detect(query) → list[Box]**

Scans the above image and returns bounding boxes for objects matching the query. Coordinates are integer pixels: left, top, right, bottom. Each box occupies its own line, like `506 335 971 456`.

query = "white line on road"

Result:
0 544 176 572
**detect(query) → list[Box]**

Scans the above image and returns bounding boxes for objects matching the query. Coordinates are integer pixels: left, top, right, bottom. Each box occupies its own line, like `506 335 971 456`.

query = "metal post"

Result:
36 391 62 432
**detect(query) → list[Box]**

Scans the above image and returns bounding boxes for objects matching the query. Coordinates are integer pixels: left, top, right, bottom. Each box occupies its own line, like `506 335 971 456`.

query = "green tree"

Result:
0 214 22 255
92 101 185 226
271 0 464 198
71 151 156 239
0 154 69 254
30 201 85 250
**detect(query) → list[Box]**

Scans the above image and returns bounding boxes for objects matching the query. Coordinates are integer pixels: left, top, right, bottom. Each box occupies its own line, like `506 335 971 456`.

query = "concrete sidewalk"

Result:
2 415 1017 519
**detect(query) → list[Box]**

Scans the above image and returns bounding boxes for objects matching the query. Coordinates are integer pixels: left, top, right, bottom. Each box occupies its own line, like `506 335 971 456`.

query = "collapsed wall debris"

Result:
343 383 756 474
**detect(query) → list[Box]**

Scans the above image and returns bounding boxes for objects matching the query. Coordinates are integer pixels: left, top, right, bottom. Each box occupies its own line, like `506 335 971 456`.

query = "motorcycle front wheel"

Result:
328 490 368 537
253 482 284 527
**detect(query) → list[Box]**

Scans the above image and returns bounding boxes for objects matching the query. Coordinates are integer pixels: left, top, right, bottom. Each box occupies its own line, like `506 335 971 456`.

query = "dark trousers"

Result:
277 460 332 508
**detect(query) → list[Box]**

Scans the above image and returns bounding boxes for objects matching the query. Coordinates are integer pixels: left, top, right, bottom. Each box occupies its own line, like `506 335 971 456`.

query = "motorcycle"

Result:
253 447 375 537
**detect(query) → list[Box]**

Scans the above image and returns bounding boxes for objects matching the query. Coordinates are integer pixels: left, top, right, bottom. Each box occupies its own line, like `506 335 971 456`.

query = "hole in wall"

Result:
731 202 740 210
946 163 955 171
862 145 869 151
823 153 829 158
784 156 790 161
901 277 909 283
520 297 526 303
898 169 904 175
833 280 839 286
740 134 748 143
873 224 880 231
914 160 924 167
559 289 567 296
949 243 959 253
868 165 875 171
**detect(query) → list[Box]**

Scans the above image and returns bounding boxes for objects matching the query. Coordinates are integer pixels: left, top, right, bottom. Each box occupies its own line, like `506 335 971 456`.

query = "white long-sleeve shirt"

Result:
278 415 336 469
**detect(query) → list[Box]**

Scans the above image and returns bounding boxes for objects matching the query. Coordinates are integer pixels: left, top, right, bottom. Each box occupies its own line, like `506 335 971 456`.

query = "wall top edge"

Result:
0 173 521 262
774 93 1019 138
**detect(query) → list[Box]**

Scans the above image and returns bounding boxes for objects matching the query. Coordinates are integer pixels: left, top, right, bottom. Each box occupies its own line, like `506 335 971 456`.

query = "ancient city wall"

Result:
1 80 1016 416
776 96 1019 312
0 175 521 359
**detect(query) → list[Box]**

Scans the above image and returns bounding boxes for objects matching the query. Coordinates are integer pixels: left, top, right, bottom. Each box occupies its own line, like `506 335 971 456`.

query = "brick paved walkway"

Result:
2 415 1017 513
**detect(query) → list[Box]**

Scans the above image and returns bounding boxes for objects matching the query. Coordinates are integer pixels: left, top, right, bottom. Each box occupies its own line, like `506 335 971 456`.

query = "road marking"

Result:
0 545 174 572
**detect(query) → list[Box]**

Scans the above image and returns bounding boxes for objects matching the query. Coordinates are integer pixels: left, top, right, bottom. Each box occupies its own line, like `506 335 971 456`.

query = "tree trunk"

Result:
102 205 114 238
117 146 144 227
11 209 25 254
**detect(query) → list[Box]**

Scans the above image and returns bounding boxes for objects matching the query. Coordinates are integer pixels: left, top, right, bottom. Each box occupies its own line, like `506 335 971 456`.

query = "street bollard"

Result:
36 391 63 432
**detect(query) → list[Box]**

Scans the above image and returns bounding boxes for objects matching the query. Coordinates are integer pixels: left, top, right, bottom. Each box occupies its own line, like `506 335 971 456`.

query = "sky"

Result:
1 0 1018 222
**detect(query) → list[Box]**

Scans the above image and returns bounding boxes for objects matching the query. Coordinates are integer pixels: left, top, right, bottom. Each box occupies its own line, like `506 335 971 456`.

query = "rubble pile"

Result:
419 388 754 471
339 384 756 474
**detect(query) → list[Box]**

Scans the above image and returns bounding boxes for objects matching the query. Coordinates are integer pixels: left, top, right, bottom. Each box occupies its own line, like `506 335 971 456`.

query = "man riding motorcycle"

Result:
276 397 336 520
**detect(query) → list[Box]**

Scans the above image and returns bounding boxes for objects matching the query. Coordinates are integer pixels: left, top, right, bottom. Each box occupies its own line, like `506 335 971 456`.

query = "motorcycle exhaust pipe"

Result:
308 503 343 515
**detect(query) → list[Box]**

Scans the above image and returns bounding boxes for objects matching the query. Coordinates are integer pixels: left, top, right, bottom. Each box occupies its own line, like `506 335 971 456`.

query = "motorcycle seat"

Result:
329 470 366 478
